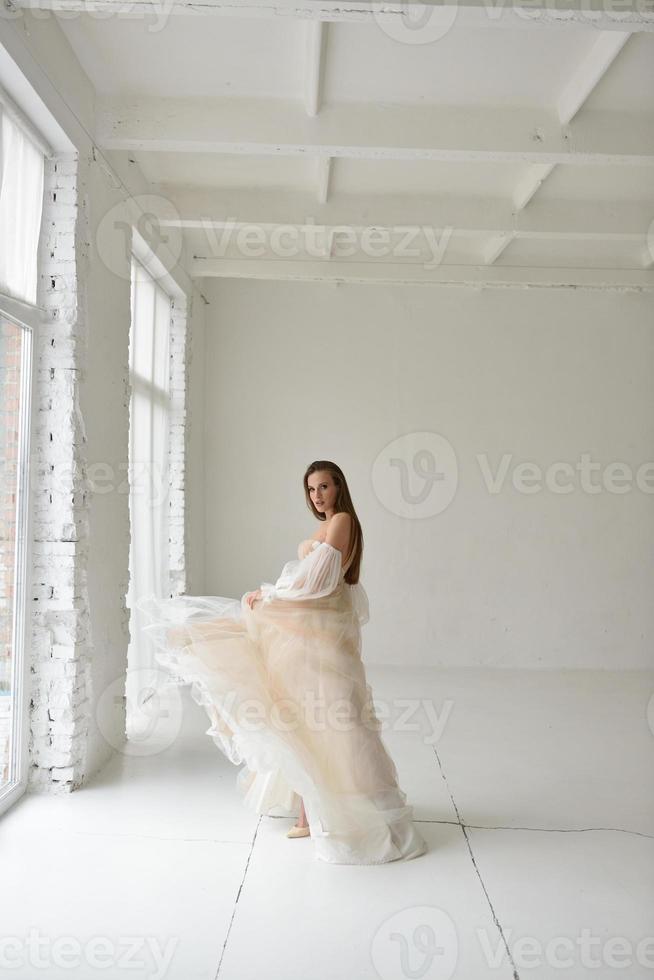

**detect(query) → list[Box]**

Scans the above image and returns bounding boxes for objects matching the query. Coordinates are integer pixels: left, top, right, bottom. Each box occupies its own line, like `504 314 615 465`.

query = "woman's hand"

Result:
245 588 262 609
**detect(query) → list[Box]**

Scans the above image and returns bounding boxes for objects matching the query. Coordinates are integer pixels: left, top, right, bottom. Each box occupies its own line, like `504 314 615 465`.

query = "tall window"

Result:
0 103 45 808
125 256 172 730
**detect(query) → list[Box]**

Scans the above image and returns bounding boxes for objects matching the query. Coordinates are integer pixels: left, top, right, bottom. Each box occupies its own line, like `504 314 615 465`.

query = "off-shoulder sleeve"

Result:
260 541 342 603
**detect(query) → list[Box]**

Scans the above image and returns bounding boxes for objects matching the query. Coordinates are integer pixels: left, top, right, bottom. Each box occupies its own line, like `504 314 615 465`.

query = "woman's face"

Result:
307 470 337 514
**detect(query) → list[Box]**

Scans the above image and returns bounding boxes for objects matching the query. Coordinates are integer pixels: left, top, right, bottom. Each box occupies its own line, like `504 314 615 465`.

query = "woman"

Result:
142 461 427 865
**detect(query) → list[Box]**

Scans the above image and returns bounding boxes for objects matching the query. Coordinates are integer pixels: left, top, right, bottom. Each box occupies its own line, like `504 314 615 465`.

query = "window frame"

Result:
0 289 39 814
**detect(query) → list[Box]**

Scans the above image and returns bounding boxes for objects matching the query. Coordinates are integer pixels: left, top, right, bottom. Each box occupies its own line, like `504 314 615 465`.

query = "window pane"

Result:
125 259 171 735
0 316 30 789
0 113 45 305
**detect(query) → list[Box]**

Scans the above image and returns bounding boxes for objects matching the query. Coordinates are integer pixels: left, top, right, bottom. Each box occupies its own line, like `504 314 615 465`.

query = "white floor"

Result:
2 668 653 980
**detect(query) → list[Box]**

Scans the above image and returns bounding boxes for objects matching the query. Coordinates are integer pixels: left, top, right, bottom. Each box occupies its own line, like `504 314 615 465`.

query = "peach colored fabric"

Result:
140 539 426 865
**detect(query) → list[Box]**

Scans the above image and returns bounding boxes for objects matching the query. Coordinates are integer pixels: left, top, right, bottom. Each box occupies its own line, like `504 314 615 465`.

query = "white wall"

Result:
197 278 654 670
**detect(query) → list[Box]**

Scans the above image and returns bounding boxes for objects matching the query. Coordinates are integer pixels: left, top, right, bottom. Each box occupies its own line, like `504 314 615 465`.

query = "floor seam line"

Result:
460 823 654 838
411 819 653 839
432 746 521 980
214 814 262 980
2 829 258 843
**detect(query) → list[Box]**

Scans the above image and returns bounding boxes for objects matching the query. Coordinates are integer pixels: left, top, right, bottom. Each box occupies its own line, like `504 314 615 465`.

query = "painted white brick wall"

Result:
29 153 93 793
26 152 191 790
168 295 189 599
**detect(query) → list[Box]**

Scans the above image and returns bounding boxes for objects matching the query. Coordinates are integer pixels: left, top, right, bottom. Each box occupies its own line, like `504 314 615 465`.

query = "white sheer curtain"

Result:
125 257 173 735
0 107 45 304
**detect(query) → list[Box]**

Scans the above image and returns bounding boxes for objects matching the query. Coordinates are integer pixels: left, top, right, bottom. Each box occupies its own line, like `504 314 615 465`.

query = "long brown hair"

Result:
303 461 363 585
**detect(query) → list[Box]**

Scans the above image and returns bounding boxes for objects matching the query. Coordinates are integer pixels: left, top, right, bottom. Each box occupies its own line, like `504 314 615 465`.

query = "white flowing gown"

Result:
141 537 427 865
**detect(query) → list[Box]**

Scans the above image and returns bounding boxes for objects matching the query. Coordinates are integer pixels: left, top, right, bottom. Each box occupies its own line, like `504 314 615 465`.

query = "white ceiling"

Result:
51 0 654 287
59 16 305 99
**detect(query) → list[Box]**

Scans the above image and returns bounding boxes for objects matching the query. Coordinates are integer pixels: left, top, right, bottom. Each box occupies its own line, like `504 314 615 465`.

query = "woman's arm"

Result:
260 542 342 603
248 514 353 608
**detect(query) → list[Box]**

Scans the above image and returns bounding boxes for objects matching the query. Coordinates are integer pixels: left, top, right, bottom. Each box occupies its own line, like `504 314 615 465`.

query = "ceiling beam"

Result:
164 200 652 274
515 30 631 214
483 231 517 264
495 30 632 263
315 156 332 204
556 31 631 125
151 189 654 241
12 0 654 31
188 257 654 289
97 97 654 165
178 219 647 269
513 164 557 213
162 193 653 272
304 20 327 117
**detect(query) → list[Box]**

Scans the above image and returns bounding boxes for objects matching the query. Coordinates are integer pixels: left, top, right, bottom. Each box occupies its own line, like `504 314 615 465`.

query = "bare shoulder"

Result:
325 513 352 552
329 512 352 531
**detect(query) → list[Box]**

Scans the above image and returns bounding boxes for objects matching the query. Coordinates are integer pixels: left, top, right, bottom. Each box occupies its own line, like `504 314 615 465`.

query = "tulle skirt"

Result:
139 580 427 865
